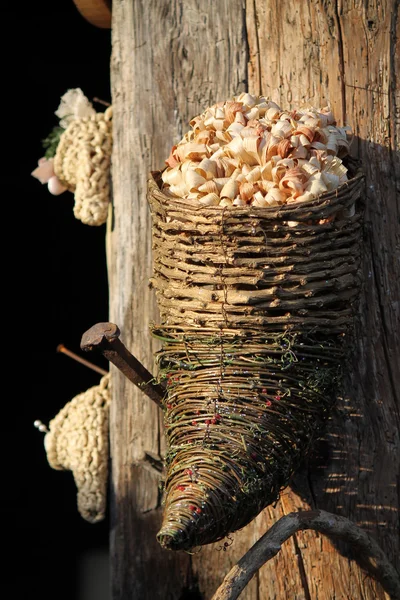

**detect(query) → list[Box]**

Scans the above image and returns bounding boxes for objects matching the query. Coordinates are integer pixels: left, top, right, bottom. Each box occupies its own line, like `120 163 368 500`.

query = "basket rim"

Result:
148 159 364 218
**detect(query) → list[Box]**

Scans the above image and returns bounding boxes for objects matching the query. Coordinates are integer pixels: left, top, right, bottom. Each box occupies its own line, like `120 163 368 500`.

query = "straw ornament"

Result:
31 88 113 226
148 93 365 553
41 374 111 523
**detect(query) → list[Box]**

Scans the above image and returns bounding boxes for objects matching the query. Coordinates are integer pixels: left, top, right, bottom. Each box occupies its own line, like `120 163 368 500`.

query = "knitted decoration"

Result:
53 106 113 226
31 88 113 226
44 374 111 523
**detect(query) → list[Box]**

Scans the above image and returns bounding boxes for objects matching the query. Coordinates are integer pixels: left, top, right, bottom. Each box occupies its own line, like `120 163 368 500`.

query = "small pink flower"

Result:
31 157 55 184
31 158 67 196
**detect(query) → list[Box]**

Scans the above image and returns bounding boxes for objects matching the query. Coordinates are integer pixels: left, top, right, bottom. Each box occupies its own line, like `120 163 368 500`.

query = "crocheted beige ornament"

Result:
53 106 113 226
44 373 111 523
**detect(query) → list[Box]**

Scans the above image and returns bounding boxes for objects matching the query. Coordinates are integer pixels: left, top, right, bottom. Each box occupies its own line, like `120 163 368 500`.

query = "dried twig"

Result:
93 97 111 107
211 509 400 600
57 343 108 376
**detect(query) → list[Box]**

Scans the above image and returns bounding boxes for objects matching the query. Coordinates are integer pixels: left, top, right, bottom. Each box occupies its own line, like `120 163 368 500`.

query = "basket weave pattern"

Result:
148 166 364 551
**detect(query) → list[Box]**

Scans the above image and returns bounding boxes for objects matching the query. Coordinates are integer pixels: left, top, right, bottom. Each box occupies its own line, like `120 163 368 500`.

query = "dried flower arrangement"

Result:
31 88 112 226
161 93 353 219
147 92 365 552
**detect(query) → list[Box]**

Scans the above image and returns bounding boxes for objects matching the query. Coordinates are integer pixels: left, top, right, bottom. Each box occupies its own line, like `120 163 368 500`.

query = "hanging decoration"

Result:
31 88 113 226
147 92 365 552
35 373 111 523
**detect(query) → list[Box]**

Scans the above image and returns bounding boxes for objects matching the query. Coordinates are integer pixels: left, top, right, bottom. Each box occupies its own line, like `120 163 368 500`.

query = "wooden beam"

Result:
109 2 247 598
109 0 399 598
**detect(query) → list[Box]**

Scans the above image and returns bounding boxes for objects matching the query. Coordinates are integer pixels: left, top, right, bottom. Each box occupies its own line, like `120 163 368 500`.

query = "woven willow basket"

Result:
147 161 364 552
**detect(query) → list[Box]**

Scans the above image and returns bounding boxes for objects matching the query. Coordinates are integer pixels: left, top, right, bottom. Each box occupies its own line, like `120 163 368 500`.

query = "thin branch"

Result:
57 344 108 376
93 97 111 107
211 510 400 600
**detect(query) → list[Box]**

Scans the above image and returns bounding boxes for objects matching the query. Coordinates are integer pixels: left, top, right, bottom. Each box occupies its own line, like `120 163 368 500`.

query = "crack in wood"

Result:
333 0 347 124
369 233 399 409
293 533 313 600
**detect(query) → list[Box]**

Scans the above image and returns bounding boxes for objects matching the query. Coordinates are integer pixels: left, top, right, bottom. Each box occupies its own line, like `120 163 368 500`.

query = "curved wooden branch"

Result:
211 510 400 600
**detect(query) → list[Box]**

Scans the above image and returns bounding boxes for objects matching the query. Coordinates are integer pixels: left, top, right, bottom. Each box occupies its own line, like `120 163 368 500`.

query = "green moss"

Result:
41 126 64 159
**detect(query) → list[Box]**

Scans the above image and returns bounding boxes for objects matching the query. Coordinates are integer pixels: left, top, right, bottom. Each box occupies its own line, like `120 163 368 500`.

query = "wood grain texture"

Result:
109 2 247 598
109 0 399 598
246 1 399 598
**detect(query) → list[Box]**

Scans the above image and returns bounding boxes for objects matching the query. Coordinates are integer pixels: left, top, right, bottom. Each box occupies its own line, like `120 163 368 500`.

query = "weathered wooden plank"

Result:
109 2 247 598
246 1 399 598
110 0 398 598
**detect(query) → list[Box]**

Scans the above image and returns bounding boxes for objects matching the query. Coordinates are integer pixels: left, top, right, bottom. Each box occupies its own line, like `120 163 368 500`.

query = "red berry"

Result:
167 403 172 409
265 400 272 407
189 504 196 511
176 485 185 492
205 419 211 426
196 507 202 514
262 388 267 394
192 420 198 426
275 396 281 401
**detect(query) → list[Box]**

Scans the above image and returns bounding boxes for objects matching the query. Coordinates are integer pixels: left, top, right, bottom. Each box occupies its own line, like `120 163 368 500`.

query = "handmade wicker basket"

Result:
148 161 364 552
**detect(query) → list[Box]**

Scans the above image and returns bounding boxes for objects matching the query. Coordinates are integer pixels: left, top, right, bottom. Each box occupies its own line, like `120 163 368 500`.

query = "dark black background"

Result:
11 2 112 598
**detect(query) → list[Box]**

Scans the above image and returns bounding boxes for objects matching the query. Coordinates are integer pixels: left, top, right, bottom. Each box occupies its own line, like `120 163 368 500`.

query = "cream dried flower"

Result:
161 93 354 211
55 88 96 129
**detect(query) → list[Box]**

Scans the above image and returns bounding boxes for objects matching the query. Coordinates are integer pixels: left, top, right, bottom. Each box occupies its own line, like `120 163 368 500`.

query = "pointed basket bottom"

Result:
153 328 342 551
148 164 364 551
